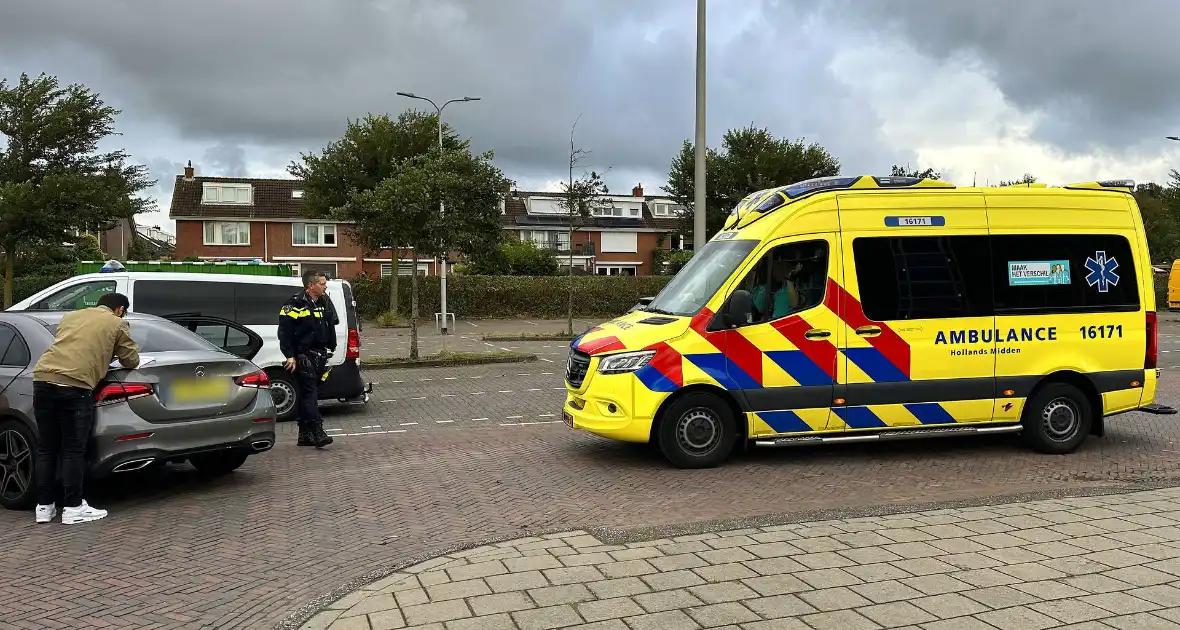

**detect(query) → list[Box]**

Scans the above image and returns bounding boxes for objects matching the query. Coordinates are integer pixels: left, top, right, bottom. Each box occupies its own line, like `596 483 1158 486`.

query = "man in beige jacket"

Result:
32 292 140 524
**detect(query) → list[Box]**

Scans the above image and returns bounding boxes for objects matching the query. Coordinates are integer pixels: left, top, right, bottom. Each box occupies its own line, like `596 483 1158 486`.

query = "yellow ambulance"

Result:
563 175 1171 468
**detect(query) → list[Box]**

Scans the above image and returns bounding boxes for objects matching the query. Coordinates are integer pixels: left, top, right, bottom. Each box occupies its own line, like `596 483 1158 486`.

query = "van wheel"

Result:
1022 382 1093 454
267 370 298 422
657 392 737 469
0 419 37 510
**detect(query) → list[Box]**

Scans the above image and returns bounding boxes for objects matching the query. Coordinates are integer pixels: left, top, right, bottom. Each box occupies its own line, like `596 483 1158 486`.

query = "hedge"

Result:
350 274 673 320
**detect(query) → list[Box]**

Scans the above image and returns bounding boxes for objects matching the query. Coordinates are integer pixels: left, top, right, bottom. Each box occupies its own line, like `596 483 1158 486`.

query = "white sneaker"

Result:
35 504 57 524
61 501 108 525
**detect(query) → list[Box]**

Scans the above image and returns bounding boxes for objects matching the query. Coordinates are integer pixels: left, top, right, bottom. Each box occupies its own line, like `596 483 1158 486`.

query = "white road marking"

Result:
441 394 456 398
540 358 554 362
445 377 458 380
379 399 397 403
538 413 555 418
506 415 523 419
553 387 565 391
528 388 541 392
540 372 554 375
499 390 513 393
325 428 343 432
471 392 485 396
360 425 381 429
436 420 454 424
472 417 488 421
410 396 426 400
420 378 433 381
400 422 418 426
518 373 532 376
391 380 404 383
339 429 407 436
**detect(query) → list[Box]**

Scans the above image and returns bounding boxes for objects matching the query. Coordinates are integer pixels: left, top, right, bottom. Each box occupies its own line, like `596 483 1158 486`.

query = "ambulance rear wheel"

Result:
1022 382 1092 454
658 392 737 469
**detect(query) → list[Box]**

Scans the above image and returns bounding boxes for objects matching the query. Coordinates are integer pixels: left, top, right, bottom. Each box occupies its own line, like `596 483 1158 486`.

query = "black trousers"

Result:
32 382 94 508
295 352 325 429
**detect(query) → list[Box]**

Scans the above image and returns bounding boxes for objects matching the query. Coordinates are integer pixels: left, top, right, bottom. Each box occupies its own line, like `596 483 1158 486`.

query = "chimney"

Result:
183 160 194 180
632 183 643 197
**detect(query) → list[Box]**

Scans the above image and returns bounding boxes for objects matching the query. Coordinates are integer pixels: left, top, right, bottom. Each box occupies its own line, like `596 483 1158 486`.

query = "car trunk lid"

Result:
106 350 260 423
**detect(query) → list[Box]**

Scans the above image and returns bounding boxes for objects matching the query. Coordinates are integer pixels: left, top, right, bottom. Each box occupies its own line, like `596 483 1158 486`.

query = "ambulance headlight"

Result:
597 350 656 375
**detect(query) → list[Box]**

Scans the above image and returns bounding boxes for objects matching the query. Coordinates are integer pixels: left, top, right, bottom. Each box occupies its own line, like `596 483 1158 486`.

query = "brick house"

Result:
170 164 690 278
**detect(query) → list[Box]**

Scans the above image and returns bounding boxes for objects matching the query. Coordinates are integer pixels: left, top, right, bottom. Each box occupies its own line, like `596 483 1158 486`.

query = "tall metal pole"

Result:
693 0 707 251
396 92 480 335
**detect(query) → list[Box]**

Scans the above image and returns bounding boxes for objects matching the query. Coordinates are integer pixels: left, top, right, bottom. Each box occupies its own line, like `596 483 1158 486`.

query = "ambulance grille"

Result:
566 350 591 388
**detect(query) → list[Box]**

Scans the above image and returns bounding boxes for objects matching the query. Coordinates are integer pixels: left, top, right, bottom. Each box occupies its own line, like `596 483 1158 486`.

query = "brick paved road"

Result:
318 487 1180 630
4 324 1180 629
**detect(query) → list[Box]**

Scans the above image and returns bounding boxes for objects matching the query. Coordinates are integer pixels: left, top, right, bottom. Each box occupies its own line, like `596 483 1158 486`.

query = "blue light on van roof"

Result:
783 176 861 199
1098 179 1135 188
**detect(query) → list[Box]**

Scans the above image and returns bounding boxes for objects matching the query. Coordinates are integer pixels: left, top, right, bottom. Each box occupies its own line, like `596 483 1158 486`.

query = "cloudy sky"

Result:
3 0 1179 232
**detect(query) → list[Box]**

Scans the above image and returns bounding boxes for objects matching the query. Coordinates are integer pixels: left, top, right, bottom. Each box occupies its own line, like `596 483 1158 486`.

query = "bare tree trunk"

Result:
3 248 14 309
409 252 419 360
567 226 574 336
389 248 400 317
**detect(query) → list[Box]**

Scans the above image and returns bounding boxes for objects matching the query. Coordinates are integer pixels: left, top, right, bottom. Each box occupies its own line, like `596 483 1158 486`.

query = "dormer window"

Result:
592 206 640 218
202 183 253 205
652 202 684 217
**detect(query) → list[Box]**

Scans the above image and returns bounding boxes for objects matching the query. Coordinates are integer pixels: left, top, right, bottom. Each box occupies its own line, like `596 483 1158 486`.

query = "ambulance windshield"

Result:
643 239 758 317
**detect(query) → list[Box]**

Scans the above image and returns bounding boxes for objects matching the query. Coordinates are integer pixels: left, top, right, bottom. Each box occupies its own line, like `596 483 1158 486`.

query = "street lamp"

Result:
693 0 706 251
396 92 481 335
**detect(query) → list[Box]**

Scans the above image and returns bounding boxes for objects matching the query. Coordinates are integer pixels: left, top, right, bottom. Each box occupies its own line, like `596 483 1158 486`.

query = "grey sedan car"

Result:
0 311 277 510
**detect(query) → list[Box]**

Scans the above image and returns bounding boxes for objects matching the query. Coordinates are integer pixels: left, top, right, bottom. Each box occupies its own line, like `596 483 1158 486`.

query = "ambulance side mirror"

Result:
723 290 754 328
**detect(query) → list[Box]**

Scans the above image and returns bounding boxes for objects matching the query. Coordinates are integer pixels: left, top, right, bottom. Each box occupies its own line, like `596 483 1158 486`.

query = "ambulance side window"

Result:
854 236 993 321
734 240 829 325
990 234 1138 314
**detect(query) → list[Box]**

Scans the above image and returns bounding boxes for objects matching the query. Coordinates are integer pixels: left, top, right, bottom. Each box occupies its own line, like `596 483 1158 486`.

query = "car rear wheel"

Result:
267 369 298 422
190 451 250 476
0 419 37 510
657 392 738 469
1022 382 1093 454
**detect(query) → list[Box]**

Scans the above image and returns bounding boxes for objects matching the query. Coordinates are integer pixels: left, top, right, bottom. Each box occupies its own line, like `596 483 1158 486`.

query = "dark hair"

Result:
97 292 130 311
302 270 326 288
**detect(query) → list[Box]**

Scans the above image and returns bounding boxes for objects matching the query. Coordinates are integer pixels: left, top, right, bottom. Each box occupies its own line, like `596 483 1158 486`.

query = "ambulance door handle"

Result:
804 329 831 339
856 325 882 337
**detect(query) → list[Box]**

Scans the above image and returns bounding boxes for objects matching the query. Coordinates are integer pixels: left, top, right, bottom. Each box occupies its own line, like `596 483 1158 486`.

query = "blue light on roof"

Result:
99 260 125 273
783 176 861 199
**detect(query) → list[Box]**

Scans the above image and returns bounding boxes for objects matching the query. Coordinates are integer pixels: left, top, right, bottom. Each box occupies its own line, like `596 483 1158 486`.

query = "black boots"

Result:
298 422 333 448
312 421 334 447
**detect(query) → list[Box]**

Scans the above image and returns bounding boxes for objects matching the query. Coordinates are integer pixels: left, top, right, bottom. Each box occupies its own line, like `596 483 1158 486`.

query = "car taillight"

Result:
347 329 361 359
95 383 154 406
235 370 270 388
1146 311 1158 369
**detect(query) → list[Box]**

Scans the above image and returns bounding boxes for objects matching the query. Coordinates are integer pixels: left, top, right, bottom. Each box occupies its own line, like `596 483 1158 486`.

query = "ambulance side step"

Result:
754 423 1023 447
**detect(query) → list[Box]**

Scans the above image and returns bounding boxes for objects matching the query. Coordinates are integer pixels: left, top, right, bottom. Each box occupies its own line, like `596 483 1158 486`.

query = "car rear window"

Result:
341 282 358 330
47 319 222 353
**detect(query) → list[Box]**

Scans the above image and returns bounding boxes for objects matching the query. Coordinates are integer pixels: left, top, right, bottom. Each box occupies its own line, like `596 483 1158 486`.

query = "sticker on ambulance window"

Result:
1084 251 1120 293
884 216 946 227
1008 260 1071 286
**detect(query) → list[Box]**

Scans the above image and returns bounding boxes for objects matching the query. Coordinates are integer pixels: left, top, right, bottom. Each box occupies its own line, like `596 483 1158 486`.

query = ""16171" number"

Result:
1080 325 1122 339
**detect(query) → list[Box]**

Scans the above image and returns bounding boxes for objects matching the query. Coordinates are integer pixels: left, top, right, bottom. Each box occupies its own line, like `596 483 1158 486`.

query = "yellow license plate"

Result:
172 378 231 403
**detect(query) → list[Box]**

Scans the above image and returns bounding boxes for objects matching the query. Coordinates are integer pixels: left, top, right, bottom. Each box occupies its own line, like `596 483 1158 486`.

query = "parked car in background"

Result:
7 272 372 421
0 312 277 510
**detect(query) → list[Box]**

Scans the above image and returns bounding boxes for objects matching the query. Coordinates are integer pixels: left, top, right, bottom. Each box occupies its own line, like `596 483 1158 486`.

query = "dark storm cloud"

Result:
202 144 249 178
793 0 1180 153
0 0 908 185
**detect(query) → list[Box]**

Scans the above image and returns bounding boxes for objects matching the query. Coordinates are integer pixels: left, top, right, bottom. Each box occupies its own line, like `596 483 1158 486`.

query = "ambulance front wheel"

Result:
657 392 738 469
1022 382 1093 454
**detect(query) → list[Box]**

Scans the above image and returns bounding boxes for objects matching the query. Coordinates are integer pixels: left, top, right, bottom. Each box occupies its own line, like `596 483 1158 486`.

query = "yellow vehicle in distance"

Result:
1168 260 1180 309
563 174 1174 468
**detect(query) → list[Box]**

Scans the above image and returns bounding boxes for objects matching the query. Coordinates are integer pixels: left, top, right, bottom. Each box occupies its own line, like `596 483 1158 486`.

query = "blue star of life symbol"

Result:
1084 251 1120 293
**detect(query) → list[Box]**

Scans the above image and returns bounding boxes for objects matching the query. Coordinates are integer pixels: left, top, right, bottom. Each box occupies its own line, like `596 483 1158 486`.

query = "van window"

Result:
734 240 829 323
341 282 359 331
233 283 301 325
854 236 993 321
644 240 758 317
134 280 235 320
32 281 116 311
991 234 1139 314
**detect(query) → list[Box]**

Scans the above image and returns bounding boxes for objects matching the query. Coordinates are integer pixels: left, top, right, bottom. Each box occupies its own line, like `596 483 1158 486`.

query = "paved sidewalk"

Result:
308 488 1180 630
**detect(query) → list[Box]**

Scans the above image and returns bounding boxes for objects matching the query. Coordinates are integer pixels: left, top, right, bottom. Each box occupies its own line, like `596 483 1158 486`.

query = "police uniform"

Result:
278 291 338 447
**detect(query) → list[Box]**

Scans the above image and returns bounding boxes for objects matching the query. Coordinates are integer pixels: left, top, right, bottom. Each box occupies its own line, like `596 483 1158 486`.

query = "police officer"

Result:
278 270 338 448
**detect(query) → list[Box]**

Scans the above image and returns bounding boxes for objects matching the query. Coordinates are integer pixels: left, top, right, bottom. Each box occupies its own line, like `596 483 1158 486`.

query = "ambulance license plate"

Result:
563 411 574 428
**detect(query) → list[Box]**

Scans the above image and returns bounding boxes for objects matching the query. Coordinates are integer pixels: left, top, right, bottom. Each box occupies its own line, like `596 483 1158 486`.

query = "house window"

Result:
292 190 305 198
292 223 337 246
525 231 570 251
596 265 636 276
203 221 250 246
601 232 638 253
380 262 429 277
202 183 252 205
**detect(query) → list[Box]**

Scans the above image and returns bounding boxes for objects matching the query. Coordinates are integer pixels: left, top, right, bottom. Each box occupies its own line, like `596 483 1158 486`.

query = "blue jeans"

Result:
33 382 94 508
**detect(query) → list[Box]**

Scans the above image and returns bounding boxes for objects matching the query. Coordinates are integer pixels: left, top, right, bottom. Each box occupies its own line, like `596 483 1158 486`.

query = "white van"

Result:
7 272 372 421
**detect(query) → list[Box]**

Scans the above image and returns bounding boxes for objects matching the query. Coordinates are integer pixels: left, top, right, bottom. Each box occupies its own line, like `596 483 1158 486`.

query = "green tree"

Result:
663 125 840 239
1143 177 1180 263
557 116 613 335
289 111 464 318
998 173 1038 186
890 164 941 179
350 146 511 358
0 73 154 306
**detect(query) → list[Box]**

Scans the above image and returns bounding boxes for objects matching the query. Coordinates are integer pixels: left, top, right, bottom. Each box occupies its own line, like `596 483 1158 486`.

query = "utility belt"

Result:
297 348 334 382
